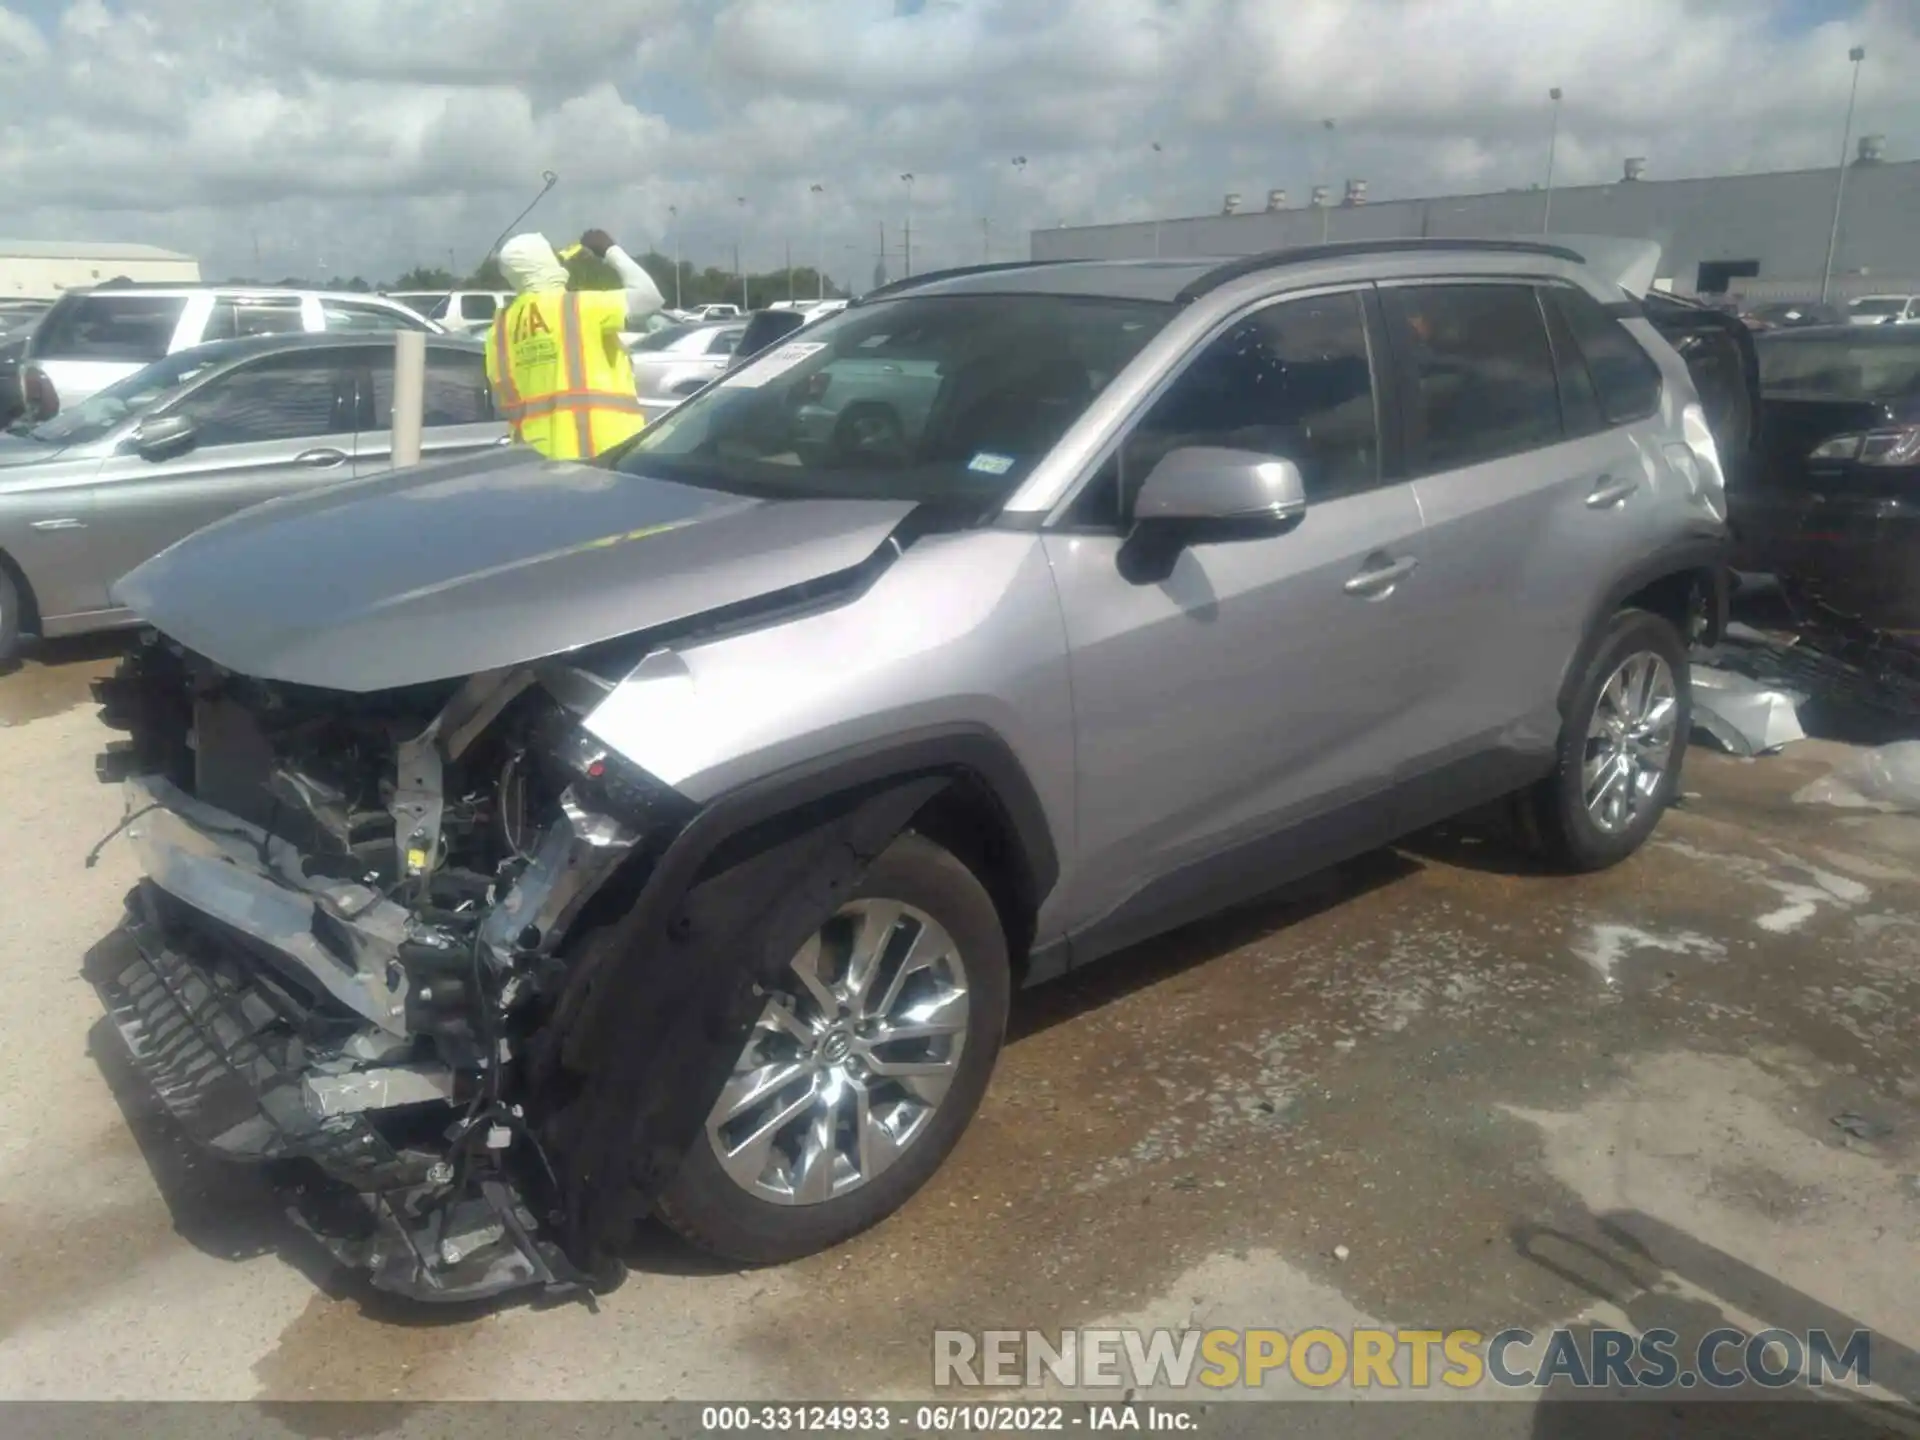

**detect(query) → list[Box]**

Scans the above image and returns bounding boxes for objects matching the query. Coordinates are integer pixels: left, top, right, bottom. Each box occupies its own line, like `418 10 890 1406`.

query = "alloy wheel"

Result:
1583 650 1679 834
705 899 971 1206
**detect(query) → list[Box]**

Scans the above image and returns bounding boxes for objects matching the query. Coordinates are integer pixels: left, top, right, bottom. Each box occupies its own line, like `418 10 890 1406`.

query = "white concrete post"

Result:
392 330 426 469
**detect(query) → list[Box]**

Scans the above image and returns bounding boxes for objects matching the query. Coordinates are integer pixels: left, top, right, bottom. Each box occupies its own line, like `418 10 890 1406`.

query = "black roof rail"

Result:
1175 238 1588 305
853 258 1077 305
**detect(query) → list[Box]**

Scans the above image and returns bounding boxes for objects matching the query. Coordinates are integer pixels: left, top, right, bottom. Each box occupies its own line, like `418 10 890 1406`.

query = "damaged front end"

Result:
90 636 687 1303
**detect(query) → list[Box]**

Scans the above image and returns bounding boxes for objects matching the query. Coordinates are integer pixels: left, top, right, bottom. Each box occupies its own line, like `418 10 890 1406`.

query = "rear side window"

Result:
32 295 187 362
1550 287 1663 424
1387 283 1562 472
368 349 496 427
461 294 499 322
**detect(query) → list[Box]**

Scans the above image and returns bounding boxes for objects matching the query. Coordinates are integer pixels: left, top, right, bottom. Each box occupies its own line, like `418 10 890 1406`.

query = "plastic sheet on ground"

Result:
1793 740 1920 813
1689 666 1807 756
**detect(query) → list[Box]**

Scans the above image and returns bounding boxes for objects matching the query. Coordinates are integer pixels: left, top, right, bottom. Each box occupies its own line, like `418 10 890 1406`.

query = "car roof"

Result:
156 332 486 366
857 239 1592 306
54 284 425 305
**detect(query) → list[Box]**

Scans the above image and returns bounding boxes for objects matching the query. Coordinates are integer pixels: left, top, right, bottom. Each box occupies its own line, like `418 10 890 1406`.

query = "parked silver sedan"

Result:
629 320 747 421
0 332 507 659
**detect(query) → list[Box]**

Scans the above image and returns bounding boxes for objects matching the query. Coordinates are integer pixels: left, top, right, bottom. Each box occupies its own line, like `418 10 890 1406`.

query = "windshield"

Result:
612 293 1172 508
1758 336 1920 401
1849 297 1906 316
16 346 228 444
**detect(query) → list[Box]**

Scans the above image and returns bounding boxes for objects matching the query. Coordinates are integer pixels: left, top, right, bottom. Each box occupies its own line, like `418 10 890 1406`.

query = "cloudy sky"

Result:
0 0 1915 287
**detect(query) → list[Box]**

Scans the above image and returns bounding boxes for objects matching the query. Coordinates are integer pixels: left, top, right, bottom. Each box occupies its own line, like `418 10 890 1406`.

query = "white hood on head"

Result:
498 233 568 294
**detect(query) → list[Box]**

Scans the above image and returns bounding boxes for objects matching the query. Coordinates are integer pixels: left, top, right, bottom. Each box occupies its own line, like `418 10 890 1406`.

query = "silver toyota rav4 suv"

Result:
91 239 1727 1303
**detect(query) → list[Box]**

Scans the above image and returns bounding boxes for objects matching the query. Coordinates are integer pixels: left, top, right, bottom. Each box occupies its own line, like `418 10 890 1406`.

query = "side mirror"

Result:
1134 446 1306 529
1121 447 1307 584
132 414 196 461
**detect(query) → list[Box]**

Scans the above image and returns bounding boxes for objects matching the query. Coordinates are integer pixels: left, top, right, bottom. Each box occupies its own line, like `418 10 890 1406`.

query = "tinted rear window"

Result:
1758 336 1920 400
32 294 188 363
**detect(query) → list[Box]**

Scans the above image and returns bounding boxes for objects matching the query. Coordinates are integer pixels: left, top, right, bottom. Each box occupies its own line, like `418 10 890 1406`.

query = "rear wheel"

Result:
1531 608 1690 872
654 833 1010 1264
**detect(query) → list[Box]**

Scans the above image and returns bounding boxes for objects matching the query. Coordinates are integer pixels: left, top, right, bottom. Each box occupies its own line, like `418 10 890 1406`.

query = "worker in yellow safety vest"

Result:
486 229 666 460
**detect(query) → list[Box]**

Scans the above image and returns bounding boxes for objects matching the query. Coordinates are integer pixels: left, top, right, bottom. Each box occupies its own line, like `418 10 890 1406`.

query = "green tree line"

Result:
219 252 846 311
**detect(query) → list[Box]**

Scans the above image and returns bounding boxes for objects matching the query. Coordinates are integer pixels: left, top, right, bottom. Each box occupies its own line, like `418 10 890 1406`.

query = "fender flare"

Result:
1557 534 1728 719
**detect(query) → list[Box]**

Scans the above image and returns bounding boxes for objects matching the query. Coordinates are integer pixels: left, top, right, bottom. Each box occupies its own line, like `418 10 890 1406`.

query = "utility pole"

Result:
809 183 826 300
1318 118 1336 243
900 173 915 278
786 237 794 301
668 205 681 310
1820 46 1868 304
981 217 991 262
735 195 748 310
1150 140 1164 258
1542 87 1563 232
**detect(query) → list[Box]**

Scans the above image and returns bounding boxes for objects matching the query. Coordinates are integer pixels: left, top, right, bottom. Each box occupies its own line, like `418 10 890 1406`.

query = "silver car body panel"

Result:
112 446 919 691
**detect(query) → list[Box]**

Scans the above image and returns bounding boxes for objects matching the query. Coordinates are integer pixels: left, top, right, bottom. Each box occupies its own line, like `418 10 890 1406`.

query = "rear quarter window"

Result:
1550 287 1663 424
31 294 188 363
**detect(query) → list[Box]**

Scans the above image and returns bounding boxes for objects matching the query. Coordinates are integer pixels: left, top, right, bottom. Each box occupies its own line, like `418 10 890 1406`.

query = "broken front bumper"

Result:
90 772 612 1303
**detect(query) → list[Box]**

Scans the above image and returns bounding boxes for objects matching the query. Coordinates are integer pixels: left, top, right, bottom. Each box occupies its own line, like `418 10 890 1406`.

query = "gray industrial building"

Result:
1030 146 1920 301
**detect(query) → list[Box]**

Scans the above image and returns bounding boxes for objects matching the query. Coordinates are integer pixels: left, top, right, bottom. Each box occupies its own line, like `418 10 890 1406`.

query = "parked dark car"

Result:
1736 325 1920 627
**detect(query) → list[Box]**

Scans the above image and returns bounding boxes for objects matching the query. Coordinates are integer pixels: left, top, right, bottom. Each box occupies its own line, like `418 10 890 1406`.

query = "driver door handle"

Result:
294 447 348 469
1586 474 1640 508
1343 554 1418 598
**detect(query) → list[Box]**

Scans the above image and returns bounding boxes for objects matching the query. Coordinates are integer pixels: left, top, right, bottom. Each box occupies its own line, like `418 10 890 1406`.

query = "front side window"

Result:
614 293 1172 510
462 294 499 322
321 301 429 333
1388 283 1563 472
203 298 306 341
1757 335 1920 400
705 326 746 356
1117 290 1380 515
32 295 188 362
368 349 496 427
171 352 348 445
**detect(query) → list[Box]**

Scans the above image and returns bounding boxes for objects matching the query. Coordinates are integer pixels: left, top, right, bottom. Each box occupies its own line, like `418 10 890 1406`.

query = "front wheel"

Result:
654 833 1010 1264
1530 608 1691 872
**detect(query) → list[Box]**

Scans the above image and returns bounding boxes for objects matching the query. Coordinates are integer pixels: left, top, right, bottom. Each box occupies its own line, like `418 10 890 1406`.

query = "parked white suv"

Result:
17 285 444 420
1846 294 1920 326
387 290 513 335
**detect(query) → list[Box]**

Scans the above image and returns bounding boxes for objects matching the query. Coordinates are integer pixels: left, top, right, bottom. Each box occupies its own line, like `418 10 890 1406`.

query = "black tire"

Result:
1531 607 1691 873
654 832 1010 1264
0 562 22 666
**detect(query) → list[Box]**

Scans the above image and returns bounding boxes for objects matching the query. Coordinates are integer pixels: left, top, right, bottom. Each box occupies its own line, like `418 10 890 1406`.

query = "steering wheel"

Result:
829 401 909 467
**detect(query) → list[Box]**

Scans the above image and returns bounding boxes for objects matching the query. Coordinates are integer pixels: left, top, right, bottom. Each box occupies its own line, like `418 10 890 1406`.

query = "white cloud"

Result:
0 0 1914 284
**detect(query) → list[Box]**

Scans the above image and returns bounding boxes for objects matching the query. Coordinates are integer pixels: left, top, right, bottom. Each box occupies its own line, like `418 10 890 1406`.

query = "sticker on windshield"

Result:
967 452 1016 476
720 341 828 388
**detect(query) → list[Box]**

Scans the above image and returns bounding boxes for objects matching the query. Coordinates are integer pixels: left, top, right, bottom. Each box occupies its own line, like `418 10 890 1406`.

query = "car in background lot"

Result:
88 239 1728 1301
629 319 746 420
0 332 503 659
1740 300 1846 331
686 303 742 321
1736 324 1920 628
0 299 50 337
15 285 444 422
387 289 513 335
1847 295 1920 326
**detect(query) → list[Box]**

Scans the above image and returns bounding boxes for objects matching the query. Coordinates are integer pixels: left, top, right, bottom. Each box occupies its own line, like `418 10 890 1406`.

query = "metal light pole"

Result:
1542 87 1563 232
900 173 915 278
736 196 748 309
981 217 991 262
809 183 826 299
1820 45 1868 304
1150 140 1164 258
667 205 681 310
1318 119 1336 242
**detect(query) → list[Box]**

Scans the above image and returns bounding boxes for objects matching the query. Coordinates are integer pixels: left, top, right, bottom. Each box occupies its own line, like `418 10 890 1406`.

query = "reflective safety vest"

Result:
485 290 646 460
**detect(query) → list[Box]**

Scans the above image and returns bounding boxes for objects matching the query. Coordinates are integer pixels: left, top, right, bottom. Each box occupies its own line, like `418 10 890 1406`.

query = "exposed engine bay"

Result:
90 634 695 1303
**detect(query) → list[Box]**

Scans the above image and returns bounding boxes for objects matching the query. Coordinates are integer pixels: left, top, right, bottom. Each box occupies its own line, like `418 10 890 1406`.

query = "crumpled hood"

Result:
113 447 916 693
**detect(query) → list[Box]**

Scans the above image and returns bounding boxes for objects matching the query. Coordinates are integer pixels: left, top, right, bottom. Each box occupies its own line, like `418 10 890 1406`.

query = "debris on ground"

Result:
1831 1111 1894 1142
1332 1244 1351 1262
1690 666 1806 756
1794 741 1920 814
